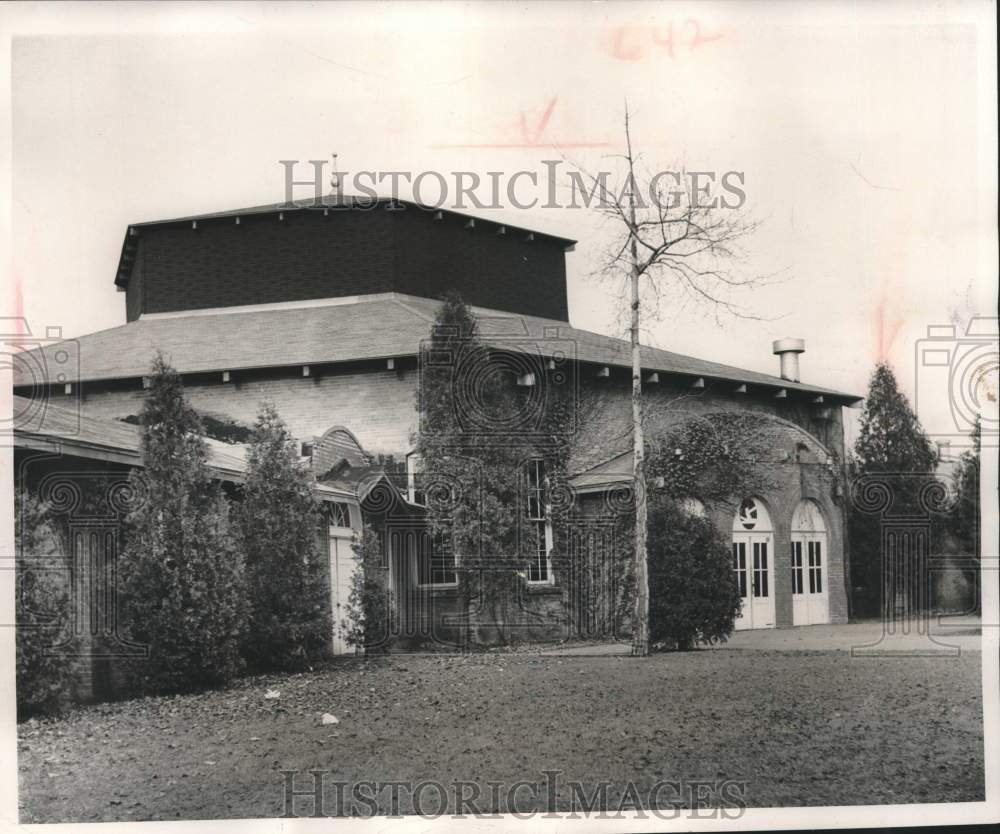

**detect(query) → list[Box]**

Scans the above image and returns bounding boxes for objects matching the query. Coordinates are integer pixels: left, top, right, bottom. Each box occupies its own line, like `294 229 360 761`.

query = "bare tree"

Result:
584 104 769 657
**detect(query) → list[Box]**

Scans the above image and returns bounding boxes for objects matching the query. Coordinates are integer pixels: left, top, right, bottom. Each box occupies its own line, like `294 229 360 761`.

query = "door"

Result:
791 538 829 625
329 532 357 654
732 498 776 630
791 500 830 626
733 534 776 630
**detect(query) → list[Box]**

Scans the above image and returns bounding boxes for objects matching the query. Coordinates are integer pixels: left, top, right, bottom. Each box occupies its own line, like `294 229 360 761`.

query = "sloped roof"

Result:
13 394 249 482
12 395 397 501
12 294 862 402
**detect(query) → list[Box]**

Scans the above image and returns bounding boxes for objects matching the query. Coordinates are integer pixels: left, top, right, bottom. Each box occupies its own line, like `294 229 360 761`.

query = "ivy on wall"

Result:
645 411 780 509
416 293 576 645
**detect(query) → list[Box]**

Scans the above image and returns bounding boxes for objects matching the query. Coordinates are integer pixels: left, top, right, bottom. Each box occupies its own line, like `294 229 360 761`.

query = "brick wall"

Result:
126 210 396 320
570 374 851 628
392 208 569 321
57 367 419 455
123 207 570 322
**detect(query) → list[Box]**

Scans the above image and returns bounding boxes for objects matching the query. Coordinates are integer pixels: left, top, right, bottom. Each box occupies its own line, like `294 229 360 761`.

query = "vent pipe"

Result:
772 338 805 382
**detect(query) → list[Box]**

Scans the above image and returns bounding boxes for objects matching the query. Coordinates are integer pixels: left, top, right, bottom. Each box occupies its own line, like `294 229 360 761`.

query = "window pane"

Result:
733 542 747 597
528 519 548 581
328 501 350 527
526 459 547 520
418 527 457 585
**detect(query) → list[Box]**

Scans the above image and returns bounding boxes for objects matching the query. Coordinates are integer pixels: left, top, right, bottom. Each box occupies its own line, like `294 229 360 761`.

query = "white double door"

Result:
791 537 829 625
732 533 776 630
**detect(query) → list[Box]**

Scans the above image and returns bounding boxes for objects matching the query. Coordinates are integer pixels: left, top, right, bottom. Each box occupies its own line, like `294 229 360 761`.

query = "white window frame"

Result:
406 450 423 506
791 540 805 595
326 500 353 533
414 527 459 590
524 459 555 585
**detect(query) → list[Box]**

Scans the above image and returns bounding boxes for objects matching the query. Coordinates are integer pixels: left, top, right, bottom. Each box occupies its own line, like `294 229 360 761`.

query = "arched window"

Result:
732 497 773 532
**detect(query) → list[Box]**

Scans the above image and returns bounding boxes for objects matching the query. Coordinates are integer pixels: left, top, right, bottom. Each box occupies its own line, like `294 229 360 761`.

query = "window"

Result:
406 451 425 506
525 459 553 583
416 527 458 587
791 541 804 595
732 542 747 597
752 541 768 598
327 501 351 529
808 541 823 594
738 498 759 530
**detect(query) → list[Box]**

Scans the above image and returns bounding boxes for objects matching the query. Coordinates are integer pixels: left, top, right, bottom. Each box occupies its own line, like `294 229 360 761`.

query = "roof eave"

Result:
12 352 862 404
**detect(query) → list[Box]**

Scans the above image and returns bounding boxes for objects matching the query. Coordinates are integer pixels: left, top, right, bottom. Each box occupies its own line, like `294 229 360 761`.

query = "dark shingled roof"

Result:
12 294 862 402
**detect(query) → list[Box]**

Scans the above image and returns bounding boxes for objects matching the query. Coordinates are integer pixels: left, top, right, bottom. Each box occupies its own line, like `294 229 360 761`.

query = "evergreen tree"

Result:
15 489 78 716
853 363 937 473
950 417 981 555
416 293 571 645
119 354 245 693
343 525 395 654
849 362 939 617
647 497 741 651
238 403 331 671
947 419 981 610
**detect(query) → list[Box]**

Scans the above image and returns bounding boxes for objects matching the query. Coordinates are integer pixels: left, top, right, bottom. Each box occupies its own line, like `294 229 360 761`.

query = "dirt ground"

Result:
18 646 985 822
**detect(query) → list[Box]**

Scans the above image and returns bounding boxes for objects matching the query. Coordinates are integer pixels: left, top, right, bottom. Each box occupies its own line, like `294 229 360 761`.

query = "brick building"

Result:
14 196 862 658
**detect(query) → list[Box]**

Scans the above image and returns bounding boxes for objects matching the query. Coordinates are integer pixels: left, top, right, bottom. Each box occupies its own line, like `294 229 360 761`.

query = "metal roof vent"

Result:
772 338 806 382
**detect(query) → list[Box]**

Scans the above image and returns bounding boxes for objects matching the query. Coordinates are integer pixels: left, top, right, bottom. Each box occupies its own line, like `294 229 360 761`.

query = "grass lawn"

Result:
18 648 985 821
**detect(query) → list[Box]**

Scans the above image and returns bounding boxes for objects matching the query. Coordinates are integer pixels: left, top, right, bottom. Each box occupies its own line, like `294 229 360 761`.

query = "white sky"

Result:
3 1 997 450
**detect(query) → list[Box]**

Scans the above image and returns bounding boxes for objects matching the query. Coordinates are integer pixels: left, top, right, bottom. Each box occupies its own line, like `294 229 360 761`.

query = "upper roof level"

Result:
115 196 575 323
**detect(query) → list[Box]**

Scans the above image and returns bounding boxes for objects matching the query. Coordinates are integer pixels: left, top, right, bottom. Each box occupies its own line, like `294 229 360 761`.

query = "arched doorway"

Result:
732 497 776 630
791 499 829 625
